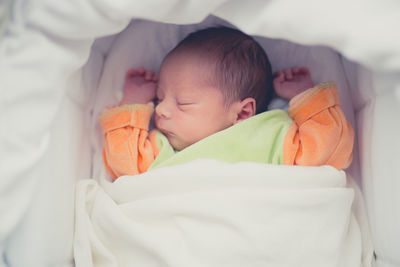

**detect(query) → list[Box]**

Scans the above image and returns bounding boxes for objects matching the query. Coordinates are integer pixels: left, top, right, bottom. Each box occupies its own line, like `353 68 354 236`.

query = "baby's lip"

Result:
155 117 174 136
160 128 174 137
155 123 174 136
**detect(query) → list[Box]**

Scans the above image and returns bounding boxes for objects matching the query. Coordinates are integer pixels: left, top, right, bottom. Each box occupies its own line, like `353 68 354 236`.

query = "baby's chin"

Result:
156 126 193 151
167 135 188 151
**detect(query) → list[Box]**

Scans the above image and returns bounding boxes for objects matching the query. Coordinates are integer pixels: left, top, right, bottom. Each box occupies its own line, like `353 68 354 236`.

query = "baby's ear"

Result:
234 97 256 124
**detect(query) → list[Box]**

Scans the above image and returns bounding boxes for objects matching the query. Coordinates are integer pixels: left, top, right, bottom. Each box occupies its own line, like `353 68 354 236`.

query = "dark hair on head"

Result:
167 26 274 114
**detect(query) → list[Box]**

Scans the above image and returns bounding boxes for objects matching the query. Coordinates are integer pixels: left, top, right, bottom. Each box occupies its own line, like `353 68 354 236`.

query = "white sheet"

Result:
75 160 374 267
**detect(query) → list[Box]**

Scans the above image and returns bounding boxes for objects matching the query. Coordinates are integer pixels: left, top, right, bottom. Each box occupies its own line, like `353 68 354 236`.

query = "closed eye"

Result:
177 101 196 111
177 102 195 106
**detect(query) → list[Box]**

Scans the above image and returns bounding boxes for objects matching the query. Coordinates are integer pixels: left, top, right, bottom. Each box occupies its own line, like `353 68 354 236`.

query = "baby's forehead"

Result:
161 50 215 70
159 53 217 83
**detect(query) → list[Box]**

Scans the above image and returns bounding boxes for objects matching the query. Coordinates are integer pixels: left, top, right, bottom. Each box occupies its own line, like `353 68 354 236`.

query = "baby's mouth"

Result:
154 117 174 137
161 129 174 137
156 124 173 137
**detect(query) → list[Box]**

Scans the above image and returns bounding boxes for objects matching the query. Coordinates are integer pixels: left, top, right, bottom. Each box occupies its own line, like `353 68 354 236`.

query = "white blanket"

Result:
74 160 374 267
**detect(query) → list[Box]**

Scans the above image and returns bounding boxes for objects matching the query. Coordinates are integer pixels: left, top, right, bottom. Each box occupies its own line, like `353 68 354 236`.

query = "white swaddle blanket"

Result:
74 160 374 267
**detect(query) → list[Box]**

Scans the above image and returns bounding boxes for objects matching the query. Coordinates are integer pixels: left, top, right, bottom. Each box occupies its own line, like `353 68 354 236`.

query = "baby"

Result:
99 27 354 180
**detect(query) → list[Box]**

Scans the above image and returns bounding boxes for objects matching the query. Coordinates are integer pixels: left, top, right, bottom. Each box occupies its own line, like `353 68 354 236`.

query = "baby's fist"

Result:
119 68 158 106
273 67 313 100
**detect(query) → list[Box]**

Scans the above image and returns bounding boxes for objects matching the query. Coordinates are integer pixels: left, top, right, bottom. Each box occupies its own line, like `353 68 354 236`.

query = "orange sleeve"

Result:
283 82 354 169
99 104 159 180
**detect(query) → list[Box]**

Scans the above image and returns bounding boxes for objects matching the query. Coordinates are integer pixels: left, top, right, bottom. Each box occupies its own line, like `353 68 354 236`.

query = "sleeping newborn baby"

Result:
99 27 354 180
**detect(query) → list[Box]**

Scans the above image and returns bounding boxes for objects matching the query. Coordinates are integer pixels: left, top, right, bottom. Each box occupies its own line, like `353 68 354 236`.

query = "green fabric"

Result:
148 109 292 170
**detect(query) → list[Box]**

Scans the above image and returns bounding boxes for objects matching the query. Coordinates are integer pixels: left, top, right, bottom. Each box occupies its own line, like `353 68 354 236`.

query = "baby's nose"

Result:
155 101 171 119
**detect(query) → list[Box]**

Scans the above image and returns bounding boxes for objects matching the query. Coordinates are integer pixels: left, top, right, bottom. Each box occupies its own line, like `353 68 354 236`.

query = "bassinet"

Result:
0 0 399 266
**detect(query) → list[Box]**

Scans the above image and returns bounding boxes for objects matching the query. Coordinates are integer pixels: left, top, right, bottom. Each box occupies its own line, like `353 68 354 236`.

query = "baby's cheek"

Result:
174 113 206 142
183 121 204 141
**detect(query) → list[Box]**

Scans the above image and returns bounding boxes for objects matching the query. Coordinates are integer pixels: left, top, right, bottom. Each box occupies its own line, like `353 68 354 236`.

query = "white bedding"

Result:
1 0 399 266
75 160 373 267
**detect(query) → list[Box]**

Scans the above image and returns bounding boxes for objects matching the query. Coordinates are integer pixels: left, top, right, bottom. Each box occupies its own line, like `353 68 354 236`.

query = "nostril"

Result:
155 102 169 118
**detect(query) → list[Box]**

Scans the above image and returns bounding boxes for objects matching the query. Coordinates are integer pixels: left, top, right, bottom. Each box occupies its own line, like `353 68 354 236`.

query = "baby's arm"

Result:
274 67 354 169
99 68 159 180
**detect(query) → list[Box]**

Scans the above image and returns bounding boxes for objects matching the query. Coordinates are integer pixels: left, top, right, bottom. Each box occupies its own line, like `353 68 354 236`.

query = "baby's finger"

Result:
273 70 282 77
292 67 300 75
126 69 136 77
137 68 145 75
145 70 154 81
274 71 285 82
153 74 159 82
284 69 293 80
299 67 309 75
151 73 158 82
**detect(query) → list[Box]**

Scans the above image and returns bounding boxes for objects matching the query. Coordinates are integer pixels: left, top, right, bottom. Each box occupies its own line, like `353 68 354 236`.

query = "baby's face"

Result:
155 55 237 151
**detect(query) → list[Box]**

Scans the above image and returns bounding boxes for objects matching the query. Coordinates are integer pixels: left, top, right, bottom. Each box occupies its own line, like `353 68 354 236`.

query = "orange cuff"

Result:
99 104 154 134
283 82 354 170
288 82 340 125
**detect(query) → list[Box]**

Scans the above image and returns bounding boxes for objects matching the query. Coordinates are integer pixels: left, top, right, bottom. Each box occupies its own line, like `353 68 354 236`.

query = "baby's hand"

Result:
119 68 158 106
273 67 313 100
